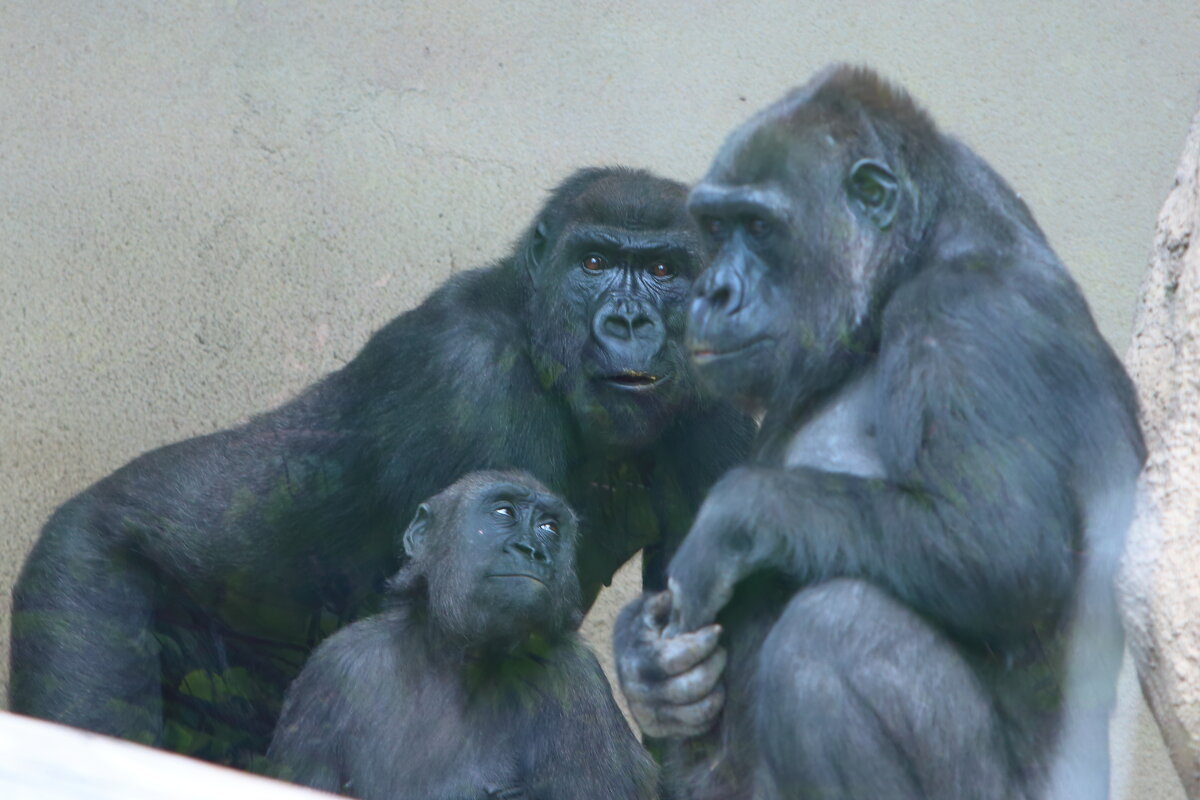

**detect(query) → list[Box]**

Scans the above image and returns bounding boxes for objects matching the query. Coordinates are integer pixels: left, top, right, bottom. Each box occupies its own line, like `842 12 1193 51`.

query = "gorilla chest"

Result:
354 677 549 799
569 457 691 598
783 368 886 479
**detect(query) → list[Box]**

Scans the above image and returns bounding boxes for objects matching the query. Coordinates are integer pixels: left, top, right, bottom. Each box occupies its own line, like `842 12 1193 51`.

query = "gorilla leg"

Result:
10 498 163 743
754 579 1015 800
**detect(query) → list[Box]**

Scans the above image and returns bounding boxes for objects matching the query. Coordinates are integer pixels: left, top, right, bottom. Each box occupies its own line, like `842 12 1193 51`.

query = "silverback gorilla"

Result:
615 67 1144 799
269 471 656 800
10 167 754 767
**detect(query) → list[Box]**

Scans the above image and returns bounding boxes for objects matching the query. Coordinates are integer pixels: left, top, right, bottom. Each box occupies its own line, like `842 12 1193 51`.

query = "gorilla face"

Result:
398 471 582 647
523 169 710 451
685 92 917 414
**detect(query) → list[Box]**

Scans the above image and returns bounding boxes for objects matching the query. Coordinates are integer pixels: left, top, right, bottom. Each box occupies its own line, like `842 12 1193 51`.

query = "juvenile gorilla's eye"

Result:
703 217 724 237
494 505 515 519
648 261 674 279
539 520 558 534
747 218 769 237
582 254 607 272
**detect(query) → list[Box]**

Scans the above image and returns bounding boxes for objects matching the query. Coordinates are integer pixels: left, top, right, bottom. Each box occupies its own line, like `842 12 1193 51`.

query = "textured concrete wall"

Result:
2 1 1197 796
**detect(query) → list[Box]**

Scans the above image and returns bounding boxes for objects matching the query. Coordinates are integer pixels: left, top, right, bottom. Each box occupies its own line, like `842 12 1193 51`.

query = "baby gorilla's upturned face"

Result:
402 471 582 647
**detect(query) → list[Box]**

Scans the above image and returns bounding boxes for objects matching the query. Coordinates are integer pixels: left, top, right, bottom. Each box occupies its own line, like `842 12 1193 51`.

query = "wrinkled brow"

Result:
479 483 537 504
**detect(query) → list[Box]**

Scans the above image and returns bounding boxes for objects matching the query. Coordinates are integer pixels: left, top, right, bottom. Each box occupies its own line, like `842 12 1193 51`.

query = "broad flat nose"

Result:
593 296 665 362
507 539 549 564
692 261 744 317
602 298 657 341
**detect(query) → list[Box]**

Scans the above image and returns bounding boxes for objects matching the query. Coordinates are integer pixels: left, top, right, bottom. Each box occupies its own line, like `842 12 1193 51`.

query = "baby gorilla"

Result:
267 470 655 800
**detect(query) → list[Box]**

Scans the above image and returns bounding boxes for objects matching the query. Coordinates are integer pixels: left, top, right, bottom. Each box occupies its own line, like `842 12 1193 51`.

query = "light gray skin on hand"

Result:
615 589 727 739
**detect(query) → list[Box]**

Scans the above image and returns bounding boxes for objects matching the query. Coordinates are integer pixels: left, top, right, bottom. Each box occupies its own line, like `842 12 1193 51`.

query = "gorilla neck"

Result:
778 365 886 479
757 345 873 460
396 598 562 664
462 630 558 675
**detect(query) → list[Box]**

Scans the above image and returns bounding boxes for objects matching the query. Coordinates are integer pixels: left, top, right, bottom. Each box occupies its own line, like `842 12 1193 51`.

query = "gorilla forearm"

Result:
10 505 163 741
669 459 1075 643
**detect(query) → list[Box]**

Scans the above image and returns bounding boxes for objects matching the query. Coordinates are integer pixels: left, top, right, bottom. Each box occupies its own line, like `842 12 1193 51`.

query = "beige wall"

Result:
2 1 1197 796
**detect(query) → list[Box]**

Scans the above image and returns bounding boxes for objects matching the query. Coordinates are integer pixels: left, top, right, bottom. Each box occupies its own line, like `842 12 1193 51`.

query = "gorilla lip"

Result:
489 573 548 587
603 370 662 391
691 337 770 364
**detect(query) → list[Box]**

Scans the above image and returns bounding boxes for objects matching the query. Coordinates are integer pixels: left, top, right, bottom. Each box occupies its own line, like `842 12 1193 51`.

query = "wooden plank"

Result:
0 710 334 800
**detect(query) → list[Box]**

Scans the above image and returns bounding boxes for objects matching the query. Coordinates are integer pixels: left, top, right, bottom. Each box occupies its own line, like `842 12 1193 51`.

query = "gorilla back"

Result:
10 167 754 767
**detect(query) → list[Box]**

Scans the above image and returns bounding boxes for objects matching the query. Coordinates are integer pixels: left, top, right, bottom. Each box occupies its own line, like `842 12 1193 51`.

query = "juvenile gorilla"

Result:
616 67 1144 799
268 471 656 800
11 167 754 767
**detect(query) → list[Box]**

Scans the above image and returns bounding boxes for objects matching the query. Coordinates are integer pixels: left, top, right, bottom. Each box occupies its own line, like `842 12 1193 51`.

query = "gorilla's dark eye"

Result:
847 159 900 230
848 159 897 211
539 520 558 535
747 218 769 237
703 217 724 237
493 505 515 519
582 254 607 272
648 261 674 279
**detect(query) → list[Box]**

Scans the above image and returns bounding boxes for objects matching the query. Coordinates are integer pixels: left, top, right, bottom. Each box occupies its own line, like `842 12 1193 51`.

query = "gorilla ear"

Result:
847 159 899 230
402 503 433 559
523 221 549 285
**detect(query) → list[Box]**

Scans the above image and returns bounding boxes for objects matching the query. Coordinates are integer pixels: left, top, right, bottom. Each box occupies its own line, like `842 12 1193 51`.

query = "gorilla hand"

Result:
666 466 786 635
614 590 726 739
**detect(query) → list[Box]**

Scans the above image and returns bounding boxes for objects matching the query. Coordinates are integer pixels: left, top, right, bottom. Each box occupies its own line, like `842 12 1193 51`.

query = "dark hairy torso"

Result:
98 265 748 765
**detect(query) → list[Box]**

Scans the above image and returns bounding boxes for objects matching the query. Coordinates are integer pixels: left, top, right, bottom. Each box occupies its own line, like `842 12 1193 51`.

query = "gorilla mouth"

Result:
691 337 770 363
603 371 662 391
489 573 548 587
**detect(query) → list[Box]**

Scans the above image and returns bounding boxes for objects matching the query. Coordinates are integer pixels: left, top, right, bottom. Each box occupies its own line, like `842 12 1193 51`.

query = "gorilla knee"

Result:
759 579 900 668
755 580 1011 800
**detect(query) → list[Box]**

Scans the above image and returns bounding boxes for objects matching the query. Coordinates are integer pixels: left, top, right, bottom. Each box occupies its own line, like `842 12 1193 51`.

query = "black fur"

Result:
268 471 656 800
619 67 1144 799
9 167 754 767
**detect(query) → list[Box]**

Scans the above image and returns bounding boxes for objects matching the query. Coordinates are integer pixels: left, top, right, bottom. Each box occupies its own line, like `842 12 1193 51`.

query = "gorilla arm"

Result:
667 265 1104 644
265 629 365 794
521 638 659 800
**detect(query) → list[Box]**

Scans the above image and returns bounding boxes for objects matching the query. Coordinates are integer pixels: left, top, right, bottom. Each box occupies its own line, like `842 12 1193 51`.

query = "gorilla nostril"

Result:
595 300 665 356
603 315 633 340
710 286 732 310
510 541 546 562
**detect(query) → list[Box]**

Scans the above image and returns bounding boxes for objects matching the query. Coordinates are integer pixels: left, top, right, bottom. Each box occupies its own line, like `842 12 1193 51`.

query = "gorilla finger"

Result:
618 676 657 707
664 576 698 637
656 624 723 675
617 674 686 709
656 686 726 737
666 575 731 636
619 648 724 707
640 590 673 632
658 648 727 704
630 695 721 740
628 702 674 739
